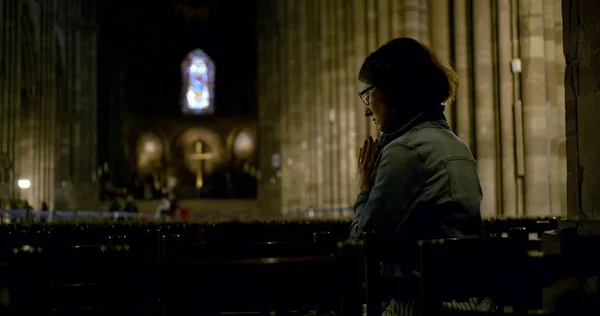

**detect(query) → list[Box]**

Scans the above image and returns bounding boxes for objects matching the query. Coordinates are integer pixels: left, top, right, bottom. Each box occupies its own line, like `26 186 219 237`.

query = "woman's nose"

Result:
364 106 373 117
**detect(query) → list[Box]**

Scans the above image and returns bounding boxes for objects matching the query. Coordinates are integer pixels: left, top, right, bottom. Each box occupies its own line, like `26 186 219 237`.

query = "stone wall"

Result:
563 0 600 219
0 0 99 210
256 0 566 218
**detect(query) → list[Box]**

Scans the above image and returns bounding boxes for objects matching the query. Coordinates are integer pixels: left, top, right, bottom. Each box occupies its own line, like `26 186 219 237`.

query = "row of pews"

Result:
0 217 597 315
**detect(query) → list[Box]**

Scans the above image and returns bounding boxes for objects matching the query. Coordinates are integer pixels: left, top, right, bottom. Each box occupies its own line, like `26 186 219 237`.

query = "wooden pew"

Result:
360 234 598 316
1 225 154 315
0 222 360 315
157 227 357 315
418 238 552 315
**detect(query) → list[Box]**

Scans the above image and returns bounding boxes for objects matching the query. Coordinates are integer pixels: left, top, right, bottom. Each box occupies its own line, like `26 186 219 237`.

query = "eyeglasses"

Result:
358 84 375 106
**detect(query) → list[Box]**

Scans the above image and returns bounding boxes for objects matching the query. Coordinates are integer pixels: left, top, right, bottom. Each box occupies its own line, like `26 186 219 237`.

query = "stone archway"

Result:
135 131 168 181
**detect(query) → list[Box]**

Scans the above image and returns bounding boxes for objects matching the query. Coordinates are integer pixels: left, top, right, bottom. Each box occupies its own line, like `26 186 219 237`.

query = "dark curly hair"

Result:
358 37 457 111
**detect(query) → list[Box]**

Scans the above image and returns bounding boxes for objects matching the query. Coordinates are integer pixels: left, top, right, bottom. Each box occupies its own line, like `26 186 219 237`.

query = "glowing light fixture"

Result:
233 132 254 159
17 179 31 189
144 140 157 153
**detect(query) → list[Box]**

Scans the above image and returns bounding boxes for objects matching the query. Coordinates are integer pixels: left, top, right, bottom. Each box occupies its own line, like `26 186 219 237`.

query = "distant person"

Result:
108 197 122 213
154 195 171 219
351 37 489 315
40 201 49 211
124 194 139 213
23 201 32 211
167 192 180 214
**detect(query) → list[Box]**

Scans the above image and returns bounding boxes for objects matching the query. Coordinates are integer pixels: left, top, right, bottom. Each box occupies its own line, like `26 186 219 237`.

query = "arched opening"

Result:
181 49 215 115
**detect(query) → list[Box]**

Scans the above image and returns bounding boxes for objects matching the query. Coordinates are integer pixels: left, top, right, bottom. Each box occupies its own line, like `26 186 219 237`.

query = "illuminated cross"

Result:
189 141 214 188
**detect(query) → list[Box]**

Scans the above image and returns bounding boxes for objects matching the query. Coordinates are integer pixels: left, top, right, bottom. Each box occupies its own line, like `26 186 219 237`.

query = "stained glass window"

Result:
181 49 215 115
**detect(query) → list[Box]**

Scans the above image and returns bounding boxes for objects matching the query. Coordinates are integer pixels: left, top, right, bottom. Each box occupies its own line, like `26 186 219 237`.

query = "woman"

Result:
351 38 492 315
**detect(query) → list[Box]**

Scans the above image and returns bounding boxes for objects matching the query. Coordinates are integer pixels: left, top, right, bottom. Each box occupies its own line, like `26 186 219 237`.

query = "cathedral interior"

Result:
1 0 600 314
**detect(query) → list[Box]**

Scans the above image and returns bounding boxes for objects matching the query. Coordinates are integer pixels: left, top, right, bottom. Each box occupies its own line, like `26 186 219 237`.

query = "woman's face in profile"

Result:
364 87 391 132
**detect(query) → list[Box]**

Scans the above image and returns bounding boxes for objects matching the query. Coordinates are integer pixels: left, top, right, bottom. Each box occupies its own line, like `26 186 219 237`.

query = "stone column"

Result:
563 0 600 219
519 0 550 217
366 0 378 137
377 0 390 44
312 0 325 212
19 2 36 207
44 1 58 209
391 0 405 37
418 0 429 46
403 0 420 39
20 0 51 209
303 0 317 211
335 0 349 213
353 0 369 205
279 1 292 213
510 0 526 217
344 1 358 215
71 4 84 197
553 0 566 216
324 0 336 212
328 0 340 212
497 0 518 217
543 0 561 216
428 0 452 127
256 1 268 212
0 0 22 201
78 20 99 209
473 0 498 218
257 0 282 215
291 1 308 210
286 1 297 212
453 0 473 150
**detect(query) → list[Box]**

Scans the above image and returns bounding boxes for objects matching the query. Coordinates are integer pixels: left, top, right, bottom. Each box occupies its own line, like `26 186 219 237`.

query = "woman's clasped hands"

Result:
358 136 377 192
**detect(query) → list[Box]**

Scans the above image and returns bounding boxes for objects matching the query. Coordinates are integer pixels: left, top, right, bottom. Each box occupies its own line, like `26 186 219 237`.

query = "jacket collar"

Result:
378 104 448 150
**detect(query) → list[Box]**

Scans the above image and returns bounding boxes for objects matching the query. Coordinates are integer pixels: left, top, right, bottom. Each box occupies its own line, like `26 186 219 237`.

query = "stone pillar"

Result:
279 1 292 213
391 0 405 37
543 0 561 216
335 0 349 213
257 0 281 215
377 0 390 44
428 0 452 126
511 0 526 217
43 1 58 209
473 0 498 218
324 0 336 212
497 0 518 217
288 0 302 212
563 0 600 219
344 1 358 216
403 0 420 39
328 0 340 211
519 0 550 217
303 0 317 211
554 0 566 216
19 0 42 208
453 0 474 150
418 0 429 46
366 0 379 138
79 20 99 208
0 0 22 202
353 0 369 206
312 0 325 212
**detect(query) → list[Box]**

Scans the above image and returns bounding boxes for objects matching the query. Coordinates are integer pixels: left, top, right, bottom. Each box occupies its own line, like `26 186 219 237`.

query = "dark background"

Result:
96 0 258 170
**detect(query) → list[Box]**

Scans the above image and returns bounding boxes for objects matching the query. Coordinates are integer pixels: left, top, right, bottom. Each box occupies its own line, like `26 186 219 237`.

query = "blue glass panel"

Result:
181 50 215 115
